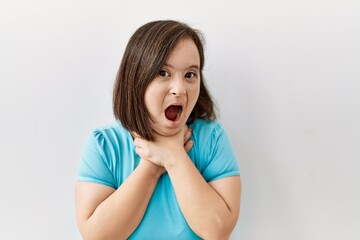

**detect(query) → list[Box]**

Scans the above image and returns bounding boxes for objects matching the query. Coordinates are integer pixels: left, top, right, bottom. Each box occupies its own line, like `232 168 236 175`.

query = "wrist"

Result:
139 159 165 179
163 150 188 170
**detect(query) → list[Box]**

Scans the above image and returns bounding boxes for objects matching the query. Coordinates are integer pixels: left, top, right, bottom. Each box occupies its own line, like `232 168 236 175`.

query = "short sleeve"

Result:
201 124 240 182
77 130 116 188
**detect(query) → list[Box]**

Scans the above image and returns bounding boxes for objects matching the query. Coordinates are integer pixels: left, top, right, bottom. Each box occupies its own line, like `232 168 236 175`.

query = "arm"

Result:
164 151 241 240
75 160 164 240
134 127 241 239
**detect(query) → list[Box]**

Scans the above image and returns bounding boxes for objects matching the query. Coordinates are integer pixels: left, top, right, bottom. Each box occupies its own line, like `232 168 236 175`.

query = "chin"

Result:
156 126 182 137
153 121 186 137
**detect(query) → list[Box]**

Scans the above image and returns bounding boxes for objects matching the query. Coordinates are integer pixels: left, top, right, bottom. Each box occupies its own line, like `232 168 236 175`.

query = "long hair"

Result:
113 20 216 141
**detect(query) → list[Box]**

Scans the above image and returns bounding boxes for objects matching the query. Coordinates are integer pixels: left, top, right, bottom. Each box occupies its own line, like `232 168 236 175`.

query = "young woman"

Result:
76 20 241 240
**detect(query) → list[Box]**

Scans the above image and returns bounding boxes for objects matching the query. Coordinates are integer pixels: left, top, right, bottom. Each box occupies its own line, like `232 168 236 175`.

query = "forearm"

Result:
165 153 237 240
80 160 161 240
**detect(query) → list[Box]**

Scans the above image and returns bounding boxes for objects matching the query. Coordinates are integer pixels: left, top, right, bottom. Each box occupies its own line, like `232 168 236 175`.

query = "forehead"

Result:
165 38 200 69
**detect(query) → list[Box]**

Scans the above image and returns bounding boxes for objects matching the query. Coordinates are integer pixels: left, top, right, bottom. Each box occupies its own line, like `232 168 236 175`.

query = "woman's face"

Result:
144 38 201 137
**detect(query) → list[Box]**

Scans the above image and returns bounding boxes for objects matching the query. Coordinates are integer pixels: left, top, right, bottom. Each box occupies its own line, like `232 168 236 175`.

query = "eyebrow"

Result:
164 63 200 70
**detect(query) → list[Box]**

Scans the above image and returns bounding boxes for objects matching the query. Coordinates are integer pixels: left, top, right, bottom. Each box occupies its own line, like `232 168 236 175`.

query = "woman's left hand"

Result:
133 126 193 167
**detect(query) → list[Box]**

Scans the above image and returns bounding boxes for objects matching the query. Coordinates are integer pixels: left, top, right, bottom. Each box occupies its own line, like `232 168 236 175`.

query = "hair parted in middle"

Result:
113 20 216 141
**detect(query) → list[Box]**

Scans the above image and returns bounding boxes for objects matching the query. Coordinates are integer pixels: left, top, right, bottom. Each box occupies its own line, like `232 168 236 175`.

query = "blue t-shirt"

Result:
78 119 240 239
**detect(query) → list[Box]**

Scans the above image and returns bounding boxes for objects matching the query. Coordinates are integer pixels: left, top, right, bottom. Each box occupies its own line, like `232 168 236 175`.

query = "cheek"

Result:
145 85 165 113
144 89 155 114
145 95 159 114
188 84 200 102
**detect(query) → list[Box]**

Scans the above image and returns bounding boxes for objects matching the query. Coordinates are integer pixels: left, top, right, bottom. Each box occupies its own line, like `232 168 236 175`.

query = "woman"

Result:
76 20 241 240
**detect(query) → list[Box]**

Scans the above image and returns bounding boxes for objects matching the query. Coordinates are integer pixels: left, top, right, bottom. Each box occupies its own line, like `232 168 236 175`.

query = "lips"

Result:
165 105 183 122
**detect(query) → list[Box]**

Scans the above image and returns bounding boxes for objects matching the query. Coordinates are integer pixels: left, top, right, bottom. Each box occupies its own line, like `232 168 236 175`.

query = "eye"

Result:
185 72 197 79
159 70 170 77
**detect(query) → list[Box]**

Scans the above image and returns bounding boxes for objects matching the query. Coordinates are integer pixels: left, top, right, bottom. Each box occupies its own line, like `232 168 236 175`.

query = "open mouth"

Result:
165 105 183 122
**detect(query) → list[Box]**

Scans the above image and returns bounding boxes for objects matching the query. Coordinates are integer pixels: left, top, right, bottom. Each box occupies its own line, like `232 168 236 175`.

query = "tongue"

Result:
165 106 179 121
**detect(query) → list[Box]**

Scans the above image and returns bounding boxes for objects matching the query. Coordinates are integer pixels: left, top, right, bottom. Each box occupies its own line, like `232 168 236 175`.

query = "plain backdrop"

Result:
1 0 359 239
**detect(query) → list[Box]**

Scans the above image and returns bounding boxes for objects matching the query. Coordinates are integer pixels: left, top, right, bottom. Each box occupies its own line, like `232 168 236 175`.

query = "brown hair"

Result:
113 20 216 141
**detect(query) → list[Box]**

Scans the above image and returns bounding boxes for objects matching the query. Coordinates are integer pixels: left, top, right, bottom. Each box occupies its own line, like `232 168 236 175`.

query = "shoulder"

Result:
79 121 134 188
84 121 132 162
188 119 240 181
88 121 128 146
91 121 126 139
188 119 228 159
189 119 225 143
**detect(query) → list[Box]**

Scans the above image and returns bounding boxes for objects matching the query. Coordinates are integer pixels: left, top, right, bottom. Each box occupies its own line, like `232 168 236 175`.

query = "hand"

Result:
183 127 193 153
133 126 194 167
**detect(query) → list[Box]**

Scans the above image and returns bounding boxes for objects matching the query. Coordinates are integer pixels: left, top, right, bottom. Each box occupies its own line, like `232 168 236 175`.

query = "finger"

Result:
135 146 142 156
133 138 140 147
131 131 140 139
133 137 145 148
183 125 189 136
135 146 148 159
184 127 192 143
184 139 193 152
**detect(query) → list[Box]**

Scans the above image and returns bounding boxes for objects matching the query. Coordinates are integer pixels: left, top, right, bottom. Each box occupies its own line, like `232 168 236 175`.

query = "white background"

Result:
1 0 359 239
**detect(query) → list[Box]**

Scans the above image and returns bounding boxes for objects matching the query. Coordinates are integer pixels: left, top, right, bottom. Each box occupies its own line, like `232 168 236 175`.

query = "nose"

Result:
170 74 186 96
